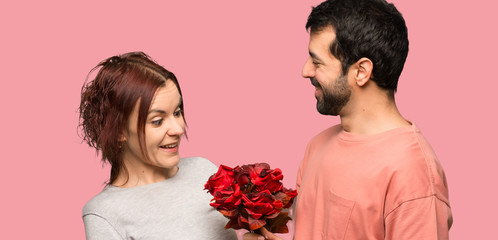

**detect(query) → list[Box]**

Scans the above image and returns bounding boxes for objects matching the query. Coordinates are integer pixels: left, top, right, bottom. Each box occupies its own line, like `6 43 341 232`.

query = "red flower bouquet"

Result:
205 163 298 233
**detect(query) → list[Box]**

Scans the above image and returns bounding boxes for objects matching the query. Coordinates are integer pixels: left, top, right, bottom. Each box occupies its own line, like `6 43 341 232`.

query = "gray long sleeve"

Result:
82 157 237 240
84 214 123 240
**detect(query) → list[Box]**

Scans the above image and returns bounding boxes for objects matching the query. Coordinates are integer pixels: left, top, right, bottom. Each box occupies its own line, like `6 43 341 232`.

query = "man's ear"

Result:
352 57 373 87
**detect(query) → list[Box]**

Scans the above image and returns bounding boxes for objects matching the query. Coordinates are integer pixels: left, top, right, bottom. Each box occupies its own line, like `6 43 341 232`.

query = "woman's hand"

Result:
242 227 284 240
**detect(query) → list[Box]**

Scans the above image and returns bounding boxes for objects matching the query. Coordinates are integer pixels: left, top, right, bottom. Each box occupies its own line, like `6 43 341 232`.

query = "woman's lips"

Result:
160 143 179 153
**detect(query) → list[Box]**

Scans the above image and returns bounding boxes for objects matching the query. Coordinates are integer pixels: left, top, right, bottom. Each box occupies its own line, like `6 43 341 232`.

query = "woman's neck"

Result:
112 162 178 188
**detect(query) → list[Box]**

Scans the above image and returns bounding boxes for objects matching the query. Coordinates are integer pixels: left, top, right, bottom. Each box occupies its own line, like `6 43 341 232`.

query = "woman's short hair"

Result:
79 52 185 184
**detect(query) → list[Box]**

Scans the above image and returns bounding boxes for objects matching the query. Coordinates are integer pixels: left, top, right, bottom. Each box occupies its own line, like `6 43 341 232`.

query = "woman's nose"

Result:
167 117 185 136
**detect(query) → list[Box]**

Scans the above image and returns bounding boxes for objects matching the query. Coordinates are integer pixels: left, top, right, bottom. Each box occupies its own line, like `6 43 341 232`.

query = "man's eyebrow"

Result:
309 51 322 61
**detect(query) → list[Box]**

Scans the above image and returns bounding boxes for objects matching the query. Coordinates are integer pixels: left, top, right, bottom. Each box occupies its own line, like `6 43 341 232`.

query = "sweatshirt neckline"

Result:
106 161 185 191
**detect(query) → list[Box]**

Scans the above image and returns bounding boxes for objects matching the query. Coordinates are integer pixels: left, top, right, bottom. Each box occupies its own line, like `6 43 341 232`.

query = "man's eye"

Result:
151 119 163 126
173 109 183 117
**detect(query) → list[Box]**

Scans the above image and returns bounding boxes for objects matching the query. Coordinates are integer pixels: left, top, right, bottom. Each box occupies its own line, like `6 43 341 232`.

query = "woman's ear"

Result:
118 134 127 149
353 57 373 87
118 134 127 142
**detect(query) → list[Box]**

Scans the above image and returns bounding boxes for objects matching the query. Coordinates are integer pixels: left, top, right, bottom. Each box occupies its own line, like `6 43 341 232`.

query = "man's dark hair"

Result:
306 0 409 93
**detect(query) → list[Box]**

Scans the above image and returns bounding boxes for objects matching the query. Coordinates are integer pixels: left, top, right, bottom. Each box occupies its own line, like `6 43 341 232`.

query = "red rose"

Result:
204 165 235 194
275 187 298 208
253 168 284 193
233 166 250 187
234 163 270 187
210 184 243 213
205 163 298 233
241 190 283 230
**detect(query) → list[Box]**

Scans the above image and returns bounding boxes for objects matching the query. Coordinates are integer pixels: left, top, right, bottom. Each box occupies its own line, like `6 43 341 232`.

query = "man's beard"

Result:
311 75 351 116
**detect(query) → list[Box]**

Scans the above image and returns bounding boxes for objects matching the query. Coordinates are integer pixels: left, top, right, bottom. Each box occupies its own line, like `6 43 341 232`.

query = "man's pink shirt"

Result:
294 123 452 239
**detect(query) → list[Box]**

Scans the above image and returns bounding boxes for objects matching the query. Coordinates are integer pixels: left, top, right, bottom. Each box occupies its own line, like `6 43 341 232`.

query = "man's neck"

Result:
340 96 410 135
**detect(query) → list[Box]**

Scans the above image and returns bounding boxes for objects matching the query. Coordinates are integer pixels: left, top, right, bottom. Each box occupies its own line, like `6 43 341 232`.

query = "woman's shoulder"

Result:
82 186 117 216
179 156 219 178
179 156 216 169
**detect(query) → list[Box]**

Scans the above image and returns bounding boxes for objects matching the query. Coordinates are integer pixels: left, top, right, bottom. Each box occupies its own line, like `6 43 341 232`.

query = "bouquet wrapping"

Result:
205 163 298 233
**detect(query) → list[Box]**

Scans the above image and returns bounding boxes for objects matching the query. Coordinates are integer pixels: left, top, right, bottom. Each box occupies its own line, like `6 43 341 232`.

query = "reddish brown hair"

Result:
79 52 185 184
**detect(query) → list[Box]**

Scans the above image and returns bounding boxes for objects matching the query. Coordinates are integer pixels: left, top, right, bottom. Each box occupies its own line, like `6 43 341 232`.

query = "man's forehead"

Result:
310 25 336 36
309 27 336 49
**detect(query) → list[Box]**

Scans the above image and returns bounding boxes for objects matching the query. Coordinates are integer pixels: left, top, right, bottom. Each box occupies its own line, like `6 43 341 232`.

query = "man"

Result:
245 0 452 239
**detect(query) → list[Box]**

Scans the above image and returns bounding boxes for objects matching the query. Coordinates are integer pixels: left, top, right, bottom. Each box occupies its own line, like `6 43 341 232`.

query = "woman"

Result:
79 52 237 240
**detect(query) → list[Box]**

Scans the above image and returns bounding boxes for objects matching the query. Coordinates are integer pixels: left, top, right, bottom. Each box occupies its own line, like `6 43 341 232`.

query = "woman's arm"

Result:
83 214 123 240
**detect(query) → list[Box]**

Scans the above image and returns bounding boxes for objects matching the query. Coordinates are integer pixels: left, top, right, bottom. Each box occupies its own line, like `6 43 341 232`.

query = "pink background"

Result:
1 0 496 239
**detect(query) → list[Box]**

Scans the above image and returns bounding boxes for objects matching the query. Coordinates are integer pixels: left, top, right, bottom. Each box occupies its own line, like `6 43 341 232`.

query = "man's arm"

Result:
384 195 452 240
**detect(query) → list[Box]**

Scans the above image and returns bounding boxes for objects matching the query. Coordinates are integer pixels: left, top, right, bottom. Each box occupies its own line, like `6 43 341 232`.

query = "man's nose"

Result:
302 58 315 78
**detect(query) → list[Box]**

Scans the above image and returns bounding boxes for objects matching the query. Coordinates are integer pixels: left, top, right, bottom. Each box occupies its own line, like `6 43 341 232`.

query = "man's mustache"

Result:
310 78 320 87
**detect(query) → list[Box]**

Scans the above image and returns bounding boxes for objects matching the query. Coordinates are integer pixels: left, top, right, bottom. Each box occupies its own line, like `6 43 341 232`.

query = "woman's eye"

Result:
173 109 183 117
151 119 163 126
